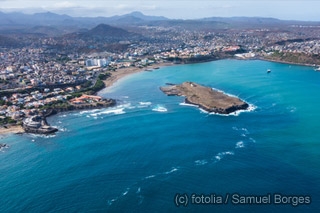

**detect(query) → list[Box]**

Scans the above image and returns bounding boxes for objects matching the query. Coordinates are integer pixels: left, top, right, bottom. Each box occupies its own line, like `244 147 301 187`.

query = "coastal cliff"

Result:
160 82 249 114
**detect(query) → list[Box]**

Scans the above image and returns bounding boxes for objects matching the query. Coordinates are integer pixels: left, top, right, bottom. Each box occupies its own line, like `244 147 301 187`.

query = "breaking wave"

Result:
179 102 257 117
139 102 152 106
152 105 168 112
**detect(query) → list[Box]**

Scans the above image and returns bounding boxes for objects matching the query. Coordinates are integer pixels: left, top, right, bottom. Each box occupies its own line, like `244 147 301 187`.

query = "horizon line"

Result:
0 10 319 23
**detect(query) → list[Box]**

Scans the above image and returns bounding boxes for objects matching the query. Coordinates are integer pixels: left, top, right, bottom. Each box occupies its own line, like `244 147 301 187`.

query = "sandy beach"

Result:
0 125 24 136
103 62 174 88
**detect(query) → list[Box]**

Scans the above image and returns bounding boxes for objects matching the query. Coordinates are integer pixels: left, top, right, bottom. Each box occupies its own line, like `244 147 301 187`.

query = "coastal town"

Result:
1 13 320 135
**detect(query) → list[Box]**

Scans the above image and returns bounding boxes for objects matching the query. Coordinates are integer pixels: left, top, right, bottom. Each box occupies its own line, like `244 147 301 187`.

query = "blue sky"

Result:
0 0 319 21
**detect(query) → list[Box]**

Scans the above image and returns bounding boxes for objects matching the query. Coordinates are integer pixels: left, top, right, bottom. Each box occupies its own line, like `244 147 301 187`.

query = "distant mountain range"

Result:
0 10 319 36
0 11 168 28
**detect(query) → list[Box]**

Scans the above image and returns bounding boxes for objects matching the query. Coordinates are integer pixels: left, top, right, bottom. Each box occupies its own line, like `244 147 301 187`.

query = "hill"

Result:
71 24 142 42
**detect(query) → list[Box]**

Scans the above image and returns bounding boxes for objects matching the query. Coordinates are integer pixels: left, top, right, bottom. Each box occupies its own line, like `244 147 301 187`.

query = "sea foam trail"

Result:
143 167 179 180
214 151 235 162
107 188 130 206
194 160 208 166
108 166 180 206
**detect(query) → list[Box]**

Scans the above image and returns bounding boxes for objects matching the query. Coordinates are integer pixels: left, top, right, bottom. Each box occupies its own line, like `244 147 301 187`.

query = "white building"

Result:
86 59 110 67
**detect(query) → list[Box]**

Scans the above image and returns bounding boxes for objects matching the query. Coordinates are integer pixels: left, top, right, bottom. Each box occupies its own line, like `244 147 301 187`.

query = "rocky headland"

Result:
160 82 249 114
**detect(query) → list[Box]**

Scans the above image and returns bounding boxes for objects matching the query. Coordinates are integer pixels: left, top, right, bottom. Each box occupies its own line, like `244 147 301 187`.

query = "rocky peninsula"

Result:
160 82 249 114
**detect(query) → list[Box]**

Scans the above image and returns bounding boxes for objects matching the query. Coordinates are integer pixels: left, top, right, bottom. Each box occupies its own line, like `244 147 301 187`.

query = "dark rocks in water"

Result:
0 143 9 149
165 83 176 86
160 81 249 114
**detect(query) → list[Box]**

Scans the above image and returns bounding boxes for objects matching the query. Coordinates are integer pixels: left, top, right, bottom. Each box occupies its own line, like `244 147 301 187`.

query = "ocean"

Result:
0 59 319 212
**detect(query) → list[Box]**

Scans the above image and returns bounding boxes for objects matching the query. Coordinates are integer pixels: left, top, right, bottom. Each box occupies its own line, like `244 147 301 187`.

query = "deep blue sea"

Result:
1 59 320 212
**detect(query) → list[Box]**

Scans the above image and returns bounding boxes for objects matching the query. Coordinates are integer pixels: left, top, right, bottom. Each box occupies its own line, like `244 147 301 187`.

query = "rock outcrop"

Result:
0 143 9 149
160 82 249 114
23 116 58 134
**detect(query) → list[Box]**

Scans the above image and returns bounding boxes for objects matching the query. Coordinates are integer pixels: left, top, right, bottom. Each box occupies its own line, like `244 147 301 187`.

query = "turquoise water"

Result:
0 59 319 212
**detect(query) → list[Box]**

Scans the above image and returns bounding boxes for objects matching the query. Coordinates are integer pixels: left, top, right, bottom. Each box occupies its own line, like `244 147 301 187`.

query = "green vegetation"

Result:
266 51 320 65
98 72 110 80
85 79 105 95
82 80 93 88
56 56 71 62
0 117 17 125
39 101 73 111
78 72 110 95
0 100 12 106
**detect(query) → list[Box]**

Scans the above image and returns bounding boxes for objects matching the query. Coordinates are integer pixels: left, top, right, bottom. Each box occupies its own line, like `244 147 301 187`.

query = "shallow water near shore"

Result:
1 59 320 212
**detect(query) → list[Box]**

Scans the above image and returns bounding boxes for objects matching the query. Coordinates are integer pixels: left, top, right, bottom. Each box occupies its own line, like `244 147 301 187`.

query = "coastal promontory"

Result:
160 82 249 114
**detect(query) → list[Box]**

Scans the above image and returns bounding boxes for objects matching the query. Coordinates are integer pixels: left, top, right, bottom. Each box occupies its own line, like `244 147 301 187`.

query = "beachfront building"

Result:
70 95 103 104
86 59 109 67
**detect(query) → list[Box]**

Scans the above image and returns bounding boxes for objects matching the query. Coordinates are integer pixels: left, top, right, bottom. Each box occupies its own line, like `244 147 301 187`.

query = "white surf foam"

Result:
232 127 249 134
90 108 125 116
152 106 168 112
164 167 178 174
139 102 152 106
145 174 156 179
136 187 141 194
214 151 235 162
195 160 208 166
210 104 257 116
79 109 101 115
0 144 9 152
179 102 257 117
52 126 68 132
235 141 245 149
29 134 56 139
249 137 256 143
179 102 198 107
122 188 130 196
107 188 130 206
287 106 297 113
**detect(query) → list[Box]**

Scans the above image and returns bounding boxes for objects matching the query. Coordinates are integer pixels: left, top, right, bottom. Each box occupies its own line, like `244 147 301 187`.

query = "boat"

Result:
315 67 320 71
267 69 271 73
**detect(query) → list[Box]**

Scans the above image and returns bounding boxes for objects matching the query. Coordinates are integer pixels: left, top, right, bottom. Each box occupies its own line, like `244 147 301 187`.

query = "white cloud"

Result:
52 1 78 9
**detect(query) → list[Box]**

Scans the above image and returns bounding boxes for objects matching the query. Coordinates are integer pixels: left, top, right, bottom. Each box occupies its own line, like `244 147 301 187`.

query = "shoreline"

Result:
102 62 175 89
0 125 24 136
0 58 316 136
259 58 318 68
